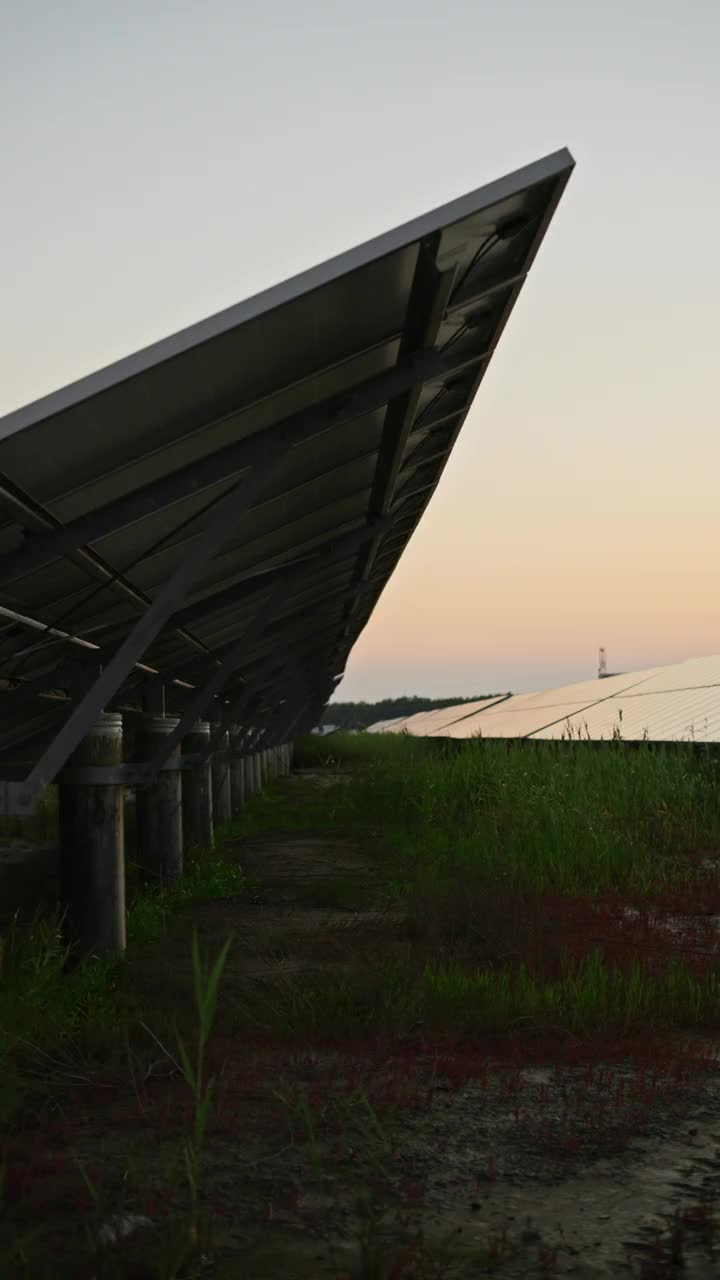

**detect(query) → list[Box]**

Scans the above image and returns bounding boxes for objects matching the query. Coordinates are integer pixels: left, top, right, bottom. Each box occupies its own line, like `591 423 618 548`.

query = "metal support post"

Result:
242 753 256 798
135 714 183 887
182 721 213 850
229 726 245 818
211 728 232 827
253 752 264 791
58 712 125 957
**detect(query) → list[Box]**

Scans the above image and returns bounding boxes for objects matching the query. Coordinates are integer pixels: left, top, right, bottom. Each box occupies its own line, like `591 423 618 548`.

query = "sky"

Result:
1 0 718 702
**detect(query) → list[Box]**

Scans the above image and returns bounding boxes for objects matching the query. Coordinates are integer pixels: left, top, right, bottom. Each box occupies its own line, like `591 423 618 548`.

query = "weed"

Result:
0 906 130 1129
141 926 233 1260
127 848 245 944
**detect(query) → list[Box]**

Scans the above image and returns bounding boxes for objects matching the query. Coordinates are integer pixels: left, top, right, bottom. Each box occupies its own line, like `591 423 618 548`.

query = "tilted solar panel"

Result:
0 148 574 813
387 656 720 743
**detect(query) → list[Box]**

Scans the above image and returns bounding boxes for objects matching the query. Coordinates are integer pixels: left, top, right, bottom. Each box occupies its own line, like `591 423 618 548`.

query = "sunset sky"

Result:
2 1 718 701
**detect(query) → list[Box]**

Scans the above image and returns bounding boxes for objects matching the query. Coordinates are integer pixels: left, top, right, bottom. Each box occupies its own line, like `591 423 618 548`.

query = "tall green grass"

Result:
304 733 720 896
220 734 720 1036
3 733 719 1117
127 850 245 944
0 843 245 1130
294 731 431 770
422 950 720 1035
0 906 131 1127
211 941 720 1042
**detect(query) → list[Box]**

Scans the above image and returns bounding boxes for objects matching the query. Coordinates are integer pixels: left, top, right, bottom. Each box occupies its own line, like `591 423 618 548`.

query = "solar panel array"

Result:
367 655 720 744
366 696 510 736
0 149 574 813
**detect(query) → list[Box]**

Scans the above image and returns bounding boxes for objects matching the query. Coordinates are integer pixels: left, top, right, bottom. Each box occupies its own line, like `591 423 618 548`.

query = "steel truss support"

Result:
139 523 390 771
147 576 380 776
10 444 306 811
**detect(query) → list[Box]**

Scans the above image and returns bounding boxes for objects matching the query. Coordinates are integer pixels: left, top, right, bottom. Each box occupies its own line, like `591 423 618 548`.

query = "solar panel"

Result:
612 655 720 696
434 669 669 739
380 696 510 735
431 696 599 740
390 656 720 744
531 686 720 743
518 670 667 705
366 716 412 733
0 148 574 813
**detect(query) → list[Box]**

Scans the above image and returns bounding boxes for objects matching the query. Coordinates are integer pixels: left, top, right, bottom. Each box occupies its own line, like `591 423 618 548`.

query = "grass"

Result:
138 926 234 1270
0 834 245 1134
296 731 720 889
421 950 720 1036
0 906 129 1126
2 732 720 1275
0 921 237 1278
296 731 429 770
126 848 245 945
0 881 242 1277
314 733 720 896
7 732 715 1068
283 732 720 1039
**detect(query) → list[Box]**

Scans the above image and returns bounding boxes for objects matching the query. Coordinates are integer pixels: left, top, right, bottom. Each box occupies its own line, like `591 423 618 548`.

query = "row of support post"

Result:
57 712 295 959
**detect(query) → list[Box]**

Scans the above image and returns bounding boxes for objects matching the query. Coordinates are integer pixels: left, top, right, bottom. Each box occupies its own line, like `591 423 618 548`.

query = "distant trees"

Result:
320 694 509 731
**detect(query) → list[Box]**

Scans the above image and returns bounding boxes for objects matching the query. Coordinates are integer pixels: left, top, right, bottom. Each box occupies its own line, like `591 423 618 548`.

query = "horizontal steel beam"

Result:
0 510 393 748
0 508 373 681
0 475 214 662
169 515 392 631
143 569 297 776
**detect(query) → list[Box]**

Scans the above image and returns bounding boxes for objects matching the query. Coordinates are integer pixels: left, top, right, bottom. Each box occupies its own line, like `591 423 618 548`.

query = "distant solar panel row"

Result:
0 150 574 813
366 655 720 743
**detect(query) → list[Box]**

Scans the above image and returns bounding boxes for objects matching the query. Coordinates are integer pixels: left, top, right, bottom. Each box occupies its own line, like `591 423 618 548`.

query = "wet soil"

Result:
2 770 720 1278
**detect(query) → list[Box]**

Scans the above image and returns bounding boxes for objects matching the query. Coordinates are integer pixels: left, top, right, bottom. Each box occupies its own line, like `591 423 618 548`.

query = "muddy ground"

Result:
2 770 720 1278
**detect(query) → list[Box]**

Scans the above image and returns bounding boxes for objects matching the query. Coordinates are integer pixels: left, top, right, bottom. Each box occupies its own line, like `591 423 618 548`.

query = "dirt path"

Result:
4 769 720 1278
